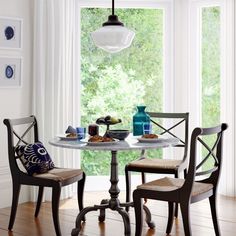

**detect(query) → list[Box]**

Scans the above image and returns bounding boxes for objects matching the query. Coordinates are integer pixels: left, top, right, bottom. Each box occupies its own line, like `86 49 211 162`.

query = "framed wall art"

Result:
0 57 22 87
0 17 22 49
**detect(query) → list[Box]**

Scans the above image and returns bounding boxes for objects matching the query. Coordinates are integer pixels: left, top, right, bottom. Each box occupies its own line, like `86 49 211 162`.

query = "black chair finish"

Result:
4 116 86 236
133 123 227 236
125 112 189 216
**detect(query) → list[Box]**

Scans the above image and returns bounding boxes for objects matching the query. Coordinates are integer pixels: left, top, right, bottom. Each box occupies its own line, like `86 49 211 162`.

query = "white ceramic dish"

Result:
57 134 78 141
137 135 167 143
81 139 119 146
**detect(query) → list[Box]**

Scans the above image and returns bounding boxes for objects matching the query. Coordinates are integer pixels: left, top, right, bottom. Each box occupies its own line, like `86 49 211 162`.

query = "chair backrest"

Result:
183 123 228 195
3 116 39 179
147 112 189 162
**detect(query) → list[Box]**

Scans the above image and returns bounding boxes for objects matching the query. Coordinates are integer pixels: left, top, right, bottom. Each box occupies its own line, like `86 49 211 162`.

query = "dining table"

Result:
49 134 179 236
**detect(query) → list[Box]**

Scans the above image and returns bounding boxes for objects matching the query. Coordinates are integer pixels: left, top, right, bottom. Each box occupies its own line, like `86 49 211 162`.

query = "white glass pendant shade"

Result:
91 2 135 54
91 25 135 53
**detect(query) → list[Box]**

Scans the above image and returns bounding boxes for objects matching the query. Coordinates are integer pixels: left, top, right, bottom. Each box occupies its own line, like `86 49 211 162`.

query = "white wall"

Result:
0 0 34 208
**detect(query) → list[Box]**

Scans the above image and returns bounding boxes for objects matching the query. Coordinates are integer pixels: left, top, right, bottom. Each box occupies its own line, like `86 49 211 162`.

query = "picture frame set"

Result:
0 17 23 88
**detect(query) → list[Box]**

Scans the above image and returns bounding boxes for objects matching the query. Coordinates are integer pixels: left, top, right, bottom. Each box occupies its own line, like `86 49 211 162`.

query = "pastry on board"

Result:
142 134 158 139
88 135 114 142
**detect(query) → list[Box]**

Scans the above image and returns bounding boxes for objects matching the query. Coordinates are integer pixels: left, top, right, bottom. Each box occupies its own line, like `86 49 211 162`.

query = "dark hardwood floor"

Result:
0 191 236 236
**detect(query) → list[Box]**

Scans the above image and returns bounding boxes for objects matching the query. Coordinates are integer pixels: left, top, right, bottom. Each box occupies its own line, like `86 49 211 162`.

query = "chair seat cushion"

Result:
34 168 83 182
137 177 213 196
127 158 182 169
15 142 55 175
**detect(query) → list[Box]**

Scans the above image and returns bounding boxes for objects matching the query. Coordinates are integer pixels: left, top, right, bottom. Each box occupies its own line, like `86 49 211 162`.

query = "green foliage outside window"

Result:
80 7 221 176
81 8 164 175
201 7 220 169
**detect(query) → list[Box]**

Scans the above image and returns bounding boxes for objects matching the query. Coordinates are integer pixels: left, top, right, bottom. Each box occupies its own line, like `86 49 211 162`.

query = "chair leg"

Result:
141 172 148 203
133 190 143 236
180 201 192 236
209 194 221 236
166 201 175 234
174 172 179 218
8 183 21 230
184 168 188 178
78 172 86 221
141 171 146 184
52 185 62 236
125 166 131 212
77 172 86 212
35 186 44 217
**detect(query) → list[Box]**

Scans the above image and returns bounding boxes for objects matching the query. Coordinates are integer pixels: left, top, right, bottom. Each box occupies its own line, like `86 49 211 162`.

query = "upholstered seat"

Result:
128 158 182 170
34 168 84 182
137 177 213 197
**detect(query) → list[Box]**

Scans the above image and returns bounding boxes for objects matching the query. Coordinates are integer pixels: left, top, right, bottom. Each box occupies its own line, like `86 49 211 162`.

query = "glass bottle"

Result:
133 105 150 136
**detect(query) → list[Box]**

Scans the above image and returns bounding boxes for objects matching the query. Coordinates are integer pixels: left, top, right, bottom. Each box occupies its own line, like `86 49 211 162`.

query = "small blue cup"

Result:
143 123 152 134
76 127 86 139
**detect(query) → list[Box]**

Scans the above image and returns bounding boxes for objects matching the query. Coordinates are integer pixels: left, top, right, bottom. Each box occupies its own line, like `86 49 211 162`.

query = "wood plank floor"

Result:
0 192 236 236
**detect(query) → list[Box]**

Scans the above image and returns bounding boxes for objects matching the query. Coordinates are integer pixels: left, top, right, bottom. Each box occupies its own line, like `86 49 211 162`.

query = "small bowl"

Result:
107 129 130 140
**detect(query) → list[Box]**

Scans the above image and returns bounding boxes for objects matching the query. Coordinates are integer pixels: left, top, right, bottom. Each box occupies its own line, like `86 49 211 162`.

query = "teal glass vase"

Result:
133 106 150 136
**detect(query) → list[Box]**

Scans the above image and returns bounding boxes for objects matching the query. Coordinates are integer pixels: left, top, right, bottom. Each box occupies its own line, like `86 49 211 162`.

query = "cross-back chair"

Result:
133 123 227 236
4 116 86 236
125 112 189 216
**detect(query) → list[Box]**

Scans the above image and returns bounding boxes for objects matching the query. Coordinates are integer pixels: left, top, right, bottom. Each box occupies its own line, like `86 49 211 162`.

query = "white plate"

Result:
57 134 78 141
137 135 167 143
81 139 119 146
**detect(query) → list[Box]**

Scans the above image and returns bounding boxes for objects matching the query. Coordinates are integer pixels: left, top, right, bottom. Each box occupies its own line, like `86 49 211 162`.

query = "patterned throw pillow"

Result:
15 142 55 176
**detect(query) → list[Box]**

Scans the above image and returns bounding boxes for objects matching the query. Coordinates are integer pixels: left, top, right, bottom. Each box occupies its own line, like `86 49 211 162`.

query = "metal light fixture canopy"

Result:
91 0 135 53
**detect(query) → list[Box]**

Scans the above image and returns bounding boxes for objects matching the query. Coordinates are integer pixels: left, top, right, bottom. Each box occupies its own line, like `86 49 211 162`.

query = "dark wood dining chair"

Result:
125 112 189 216
133 123 227 236
4 116 86 236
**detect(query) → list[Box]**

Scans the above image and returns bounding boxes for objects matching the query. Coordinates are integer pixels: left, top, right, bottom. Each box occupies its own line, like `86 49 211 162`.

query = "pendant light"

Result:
91 0 135 53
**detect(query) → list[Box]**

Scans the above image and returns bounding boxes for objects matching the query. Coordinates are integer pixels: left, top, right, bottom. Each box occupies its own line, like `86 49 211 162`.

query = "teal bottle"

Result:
133 106 150 136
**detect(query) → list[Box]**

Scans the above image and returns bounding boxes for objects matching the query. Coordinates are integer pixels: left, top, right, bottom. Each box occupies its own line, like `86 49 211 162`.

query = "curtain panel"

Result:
33 0 81 201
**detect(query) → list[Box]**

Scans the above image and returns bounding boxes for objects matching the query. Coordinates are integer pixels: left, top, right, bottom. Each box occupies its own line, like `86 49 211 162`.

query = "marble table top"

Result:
49 135 179 152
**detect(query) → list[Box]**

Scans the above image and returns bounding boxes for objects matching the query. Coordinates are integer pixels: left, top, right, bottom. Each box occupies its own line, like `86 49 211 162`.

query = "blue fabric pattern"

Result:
15 142 55 175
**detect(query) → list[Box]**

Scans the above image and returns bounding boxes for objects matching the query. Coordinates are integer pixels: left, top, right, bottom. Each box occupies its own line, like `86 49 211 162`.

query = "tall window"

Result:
201 6 220 128
201 6 221 168
80 8 164 175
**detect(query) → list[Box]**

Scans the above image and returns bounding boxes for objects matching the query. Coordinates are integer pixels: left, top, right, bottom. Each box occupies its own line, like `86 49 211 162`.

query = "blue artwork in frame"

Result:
4 26 14 40
5 65 14 79
0 57 22 87
0 17 22 49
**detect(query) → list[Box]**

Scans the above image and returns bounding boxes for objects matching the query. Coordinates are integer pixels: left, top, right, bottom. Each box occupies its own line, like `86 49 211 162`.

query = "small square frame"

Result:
0 17 23 49
0 57 22 88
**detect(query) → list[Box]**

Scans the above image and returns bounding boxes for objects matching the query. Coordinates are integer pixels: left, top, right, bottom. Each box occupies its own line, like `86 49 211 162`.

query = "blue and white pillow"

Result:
15 142 54 176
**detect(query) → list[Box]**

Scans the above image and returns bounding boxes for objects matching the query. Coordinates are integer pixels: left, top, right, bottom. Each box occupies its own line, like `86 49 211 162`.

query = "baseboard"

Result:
0 165 29 208
85 173 164 192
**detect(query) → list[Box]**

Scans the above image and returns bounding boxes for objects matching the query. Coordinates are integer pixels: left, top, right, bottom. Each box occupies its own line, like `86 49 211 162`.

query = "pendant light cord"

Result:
112 0 115 15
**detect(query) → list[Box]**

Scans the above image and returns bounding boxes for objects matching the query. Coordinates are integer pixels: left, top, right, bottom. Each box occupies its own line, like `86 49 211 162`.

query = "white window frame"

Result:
77 0 174 113
189 0 223 128
77 0 174 190
189 0 235 195
77 0 236 195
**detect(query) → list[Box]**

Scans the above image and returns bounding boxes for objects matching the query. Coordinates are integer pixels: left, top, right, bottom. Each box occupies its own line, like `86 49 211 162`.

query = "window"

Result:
189 1 228 171
201 6 221 168
75 0 235 194
201 6 220 128
79 0 173 176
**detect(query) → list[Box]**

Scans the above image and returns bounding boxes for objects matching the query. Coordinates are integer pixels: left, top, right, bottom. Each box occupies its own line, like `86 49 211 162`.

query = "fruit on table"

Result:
96 117 106 125
109 117 122 124
104 115 111 122
96 116 122 125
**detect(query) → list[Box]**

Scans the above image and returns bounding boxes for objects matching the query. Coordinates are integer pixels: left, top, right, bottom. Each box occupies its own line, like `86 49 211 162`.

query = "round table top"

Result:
49 135 179 152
